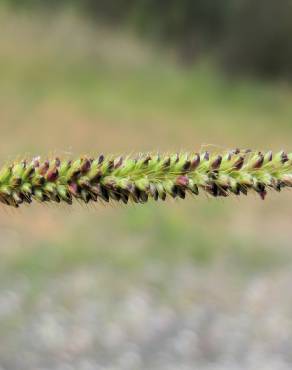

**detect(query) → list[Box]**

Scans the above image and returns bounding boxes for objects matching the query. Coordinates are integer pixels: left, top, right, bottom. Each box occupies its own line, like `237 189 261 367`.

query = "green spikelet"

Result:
0 150 292 207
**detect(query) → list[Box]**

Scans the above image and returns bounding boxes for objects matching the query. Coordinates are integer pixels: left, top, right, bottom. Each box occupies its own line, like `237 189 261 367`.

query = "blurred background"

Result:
1 1 292 369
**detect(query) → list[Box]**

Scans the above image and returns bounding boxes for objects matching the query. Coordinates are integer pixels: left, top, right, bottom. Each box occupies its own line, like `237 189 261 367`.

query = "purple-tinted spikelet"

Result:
0 149 292 207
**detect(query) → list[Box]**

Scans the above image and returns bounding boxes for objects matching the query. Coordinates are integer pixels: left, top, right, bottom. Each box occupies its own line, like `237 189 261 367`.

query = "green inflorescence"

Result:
0 149 292 208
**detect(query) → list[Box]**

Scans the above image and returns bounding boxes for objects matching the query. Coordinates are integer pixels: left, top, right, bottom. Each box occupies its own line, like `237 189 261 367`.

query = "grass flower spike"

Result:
0 150 292 208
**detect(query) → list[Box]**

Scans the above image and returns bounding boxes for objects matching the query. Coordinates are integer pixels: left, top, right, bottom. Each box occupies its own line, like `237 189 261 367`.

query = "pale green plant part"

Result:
0 149 291 208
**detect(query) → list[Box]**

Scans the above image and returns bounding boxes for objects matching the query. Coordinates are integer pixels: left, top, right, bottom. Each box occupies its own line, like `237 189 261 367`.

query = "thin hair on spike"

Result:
0 149 291 208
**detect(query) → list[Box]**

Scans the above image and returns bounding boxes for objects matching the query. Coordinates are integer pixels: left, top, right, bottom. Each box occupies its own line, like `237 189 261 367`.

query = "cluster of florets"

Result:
0 149 291 207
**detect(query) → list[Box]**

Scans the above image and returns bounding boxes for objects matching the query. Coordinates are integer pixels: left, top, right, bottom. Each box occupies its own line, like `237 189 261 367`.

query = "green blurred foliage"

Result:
3 0 292 79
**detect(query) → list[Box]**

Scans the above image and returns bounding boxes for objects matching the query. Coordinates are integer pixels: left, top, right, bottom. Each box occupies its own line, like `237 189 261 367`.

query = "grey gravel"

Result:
0 263 292 370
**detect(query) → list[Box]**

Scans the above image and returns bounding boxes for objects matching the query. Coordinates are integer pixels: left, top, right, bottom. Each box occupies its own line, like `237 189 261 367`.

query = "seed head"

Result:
0 149 291 207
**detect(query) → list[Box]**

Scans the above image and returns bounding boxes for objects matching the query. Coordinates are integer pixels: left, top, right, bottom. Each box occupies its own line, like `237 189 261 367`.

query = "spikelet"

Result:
0 150 291 207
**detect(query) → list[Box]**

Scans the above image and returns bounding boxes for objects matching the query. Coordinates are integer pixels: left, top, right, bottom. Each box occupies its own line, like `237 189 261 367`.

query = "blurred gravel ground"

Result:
1 263 292 370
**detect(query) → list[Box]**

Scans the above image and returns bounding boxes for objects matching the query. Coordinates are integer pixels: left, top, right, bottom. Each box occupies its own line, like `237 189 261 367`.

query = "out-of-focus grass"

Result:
1 201 291 286
1 7 292 158
0 5 292 287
